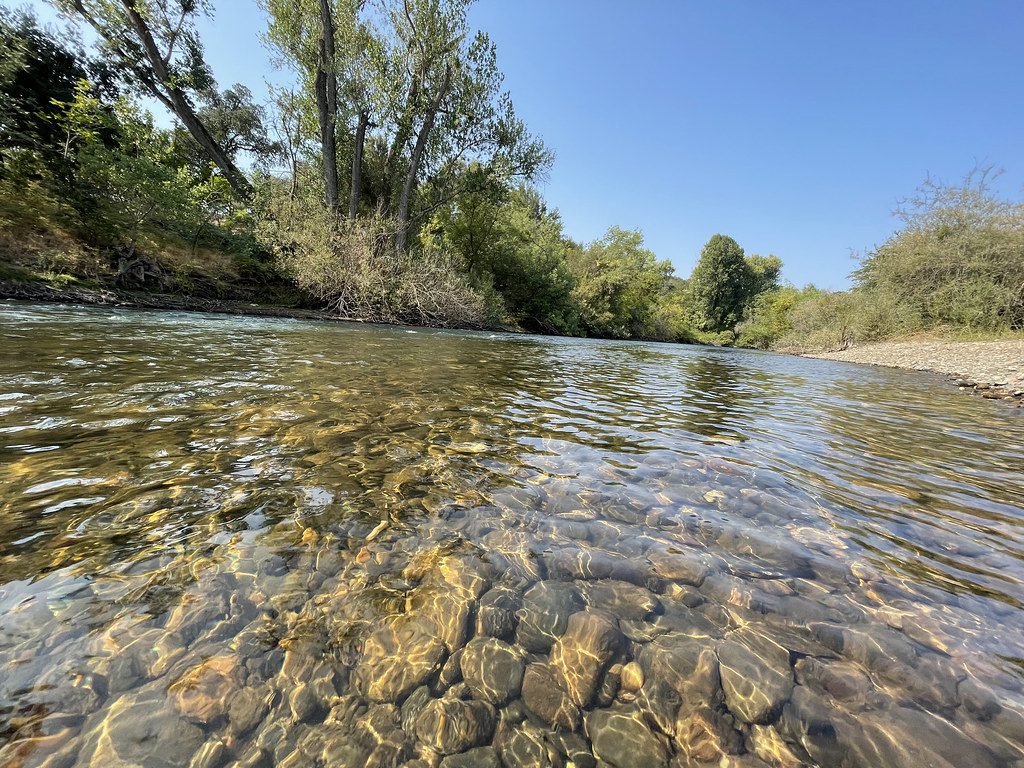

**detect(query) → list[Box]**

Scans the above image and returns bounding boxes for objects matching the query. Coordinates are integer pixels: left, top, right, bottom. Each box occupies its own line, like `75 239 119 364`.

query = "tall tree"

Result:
690 234 750 332
314 0 339 213
263 0 340 212
384 0 549 252
336 0 376 220
55 0 254 199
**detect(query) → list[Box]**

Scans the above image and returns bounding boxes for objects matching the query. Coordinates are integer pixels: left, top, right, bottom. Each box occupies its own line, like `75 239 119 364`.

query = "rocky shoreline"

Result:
805 340 1024 406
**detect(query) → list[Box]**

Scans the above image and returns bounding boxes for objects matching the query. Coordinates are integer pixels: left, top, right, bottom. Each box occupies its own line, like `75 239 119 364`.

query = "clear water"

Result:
1 302 1022 768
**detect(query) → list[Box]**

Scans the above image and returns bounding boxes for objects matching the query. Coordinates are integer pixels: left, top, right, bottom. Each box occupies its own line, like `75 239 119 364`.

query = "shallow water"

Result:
1 302 1023 768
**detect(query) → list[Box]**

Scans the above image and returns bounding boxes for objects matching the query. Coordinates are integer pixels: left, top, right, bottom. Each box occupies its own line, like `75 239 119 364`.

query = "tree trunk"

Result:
382 76 420 214
316 0 340 214
395 65 452 253
115 0 253 200
348 110 369 221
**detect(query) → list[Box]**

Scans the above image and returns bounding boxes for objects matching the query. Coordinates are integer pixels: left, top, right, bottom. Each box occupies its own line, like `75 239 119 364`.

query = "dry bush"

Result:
258 190 485 327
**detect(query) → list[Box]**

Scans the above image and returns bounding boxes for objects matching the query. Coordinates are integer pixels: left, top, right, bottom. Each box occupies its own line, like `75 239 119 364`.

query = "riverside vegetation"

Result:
3 2 1022 348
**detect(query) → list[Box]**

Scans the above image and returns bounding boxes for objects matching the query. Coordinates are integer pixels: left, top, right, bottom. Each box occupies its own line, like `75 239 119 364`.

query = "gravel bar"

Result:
806 340 1024 405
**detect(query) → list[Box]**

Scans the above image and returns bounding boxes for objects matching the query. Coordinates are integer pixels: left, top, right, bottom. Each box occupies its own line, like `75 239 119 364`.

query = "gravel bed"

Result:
806 339 1024 405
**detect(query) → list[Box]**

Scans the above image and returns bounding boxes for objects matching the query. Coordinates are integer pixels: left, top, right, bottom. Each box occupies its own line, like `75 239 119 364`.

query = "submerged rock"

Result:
355 619 445 703
170 655 244 723
586 707 669 768
548 610 623 707
460 637 525 705
78 691 206 768
228 684 271 736
498 723 562 768
578 580 660 621
521 662 580 730
674 705 743 763
476 584 522 640
439 745 501 768
516 581 582 653
636 635 721 733
718 627 794 724
414 697 496 755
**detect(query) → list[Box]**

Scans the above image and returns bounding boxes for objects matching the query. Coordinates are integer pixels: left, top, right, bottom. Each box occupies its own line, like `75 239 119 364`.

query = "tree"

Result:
196 85 278 164
262 0 342 211
690 234 751 332
54 0 253 199
0 8 110 173
744 253 782 297
425 175 580 332
855 169 1024 330
569 227 672 338
383 0 549 252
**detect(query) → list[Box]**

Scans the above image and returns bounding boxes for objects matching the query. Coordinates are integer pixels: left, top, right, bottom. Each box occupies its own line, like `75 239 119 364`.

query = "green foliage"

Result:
735 286 799 349
743 253 782 297
647 277 698 343
856 170 1024 332
751 171 1024 352
690 234 753 332
424 176 580 333
1 9 88 164
569 227 673 339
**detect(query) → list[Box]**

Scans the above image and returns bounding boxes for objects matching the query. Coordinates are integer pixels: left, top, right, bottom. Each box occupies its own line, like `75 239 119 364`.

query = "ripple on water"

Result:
0 302 1023 767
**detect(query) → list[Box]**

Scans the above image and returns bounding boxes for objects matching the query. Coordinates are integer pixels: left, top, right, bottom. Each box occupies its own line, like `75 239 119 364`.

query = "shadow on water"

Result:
1 302 1023 767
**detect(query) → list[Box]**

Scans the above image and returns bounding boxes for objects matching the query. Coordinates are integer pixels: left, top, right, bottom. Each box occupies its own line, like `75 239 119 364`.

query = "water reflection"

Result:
1 302 1023 768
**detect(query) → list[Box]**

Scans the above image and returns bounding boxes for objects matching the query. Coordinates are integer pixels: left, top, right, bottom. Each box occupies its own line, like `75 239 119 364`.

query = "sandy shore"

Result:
807 340 1024 405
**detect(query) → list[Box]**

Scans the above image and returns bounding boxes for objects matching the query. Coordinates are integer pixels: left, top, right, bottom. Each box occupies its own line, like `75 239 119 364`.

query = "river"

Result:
1 302 1022 767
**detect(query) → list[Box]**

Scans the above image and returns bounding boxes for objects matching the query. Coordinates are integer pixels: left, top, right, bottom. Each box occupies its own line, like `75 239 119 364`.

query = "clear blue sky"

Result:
33 0 1024 288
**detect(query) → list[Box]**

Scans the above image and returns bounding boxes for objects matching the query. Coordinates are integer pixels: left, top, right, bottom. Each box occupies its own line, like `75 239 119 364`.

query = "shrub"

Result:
257 186 485 327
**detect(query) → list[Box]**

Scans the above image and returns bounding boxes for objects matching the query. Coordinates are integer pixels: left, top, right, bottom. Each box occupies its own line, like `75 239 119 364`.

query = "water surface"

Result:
1 302 1023 767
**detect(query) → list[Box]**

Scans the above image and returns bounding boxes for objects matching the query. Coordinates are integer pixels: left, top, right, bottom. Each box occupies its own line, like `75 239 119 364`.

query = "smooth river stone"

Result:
586 707 669 768
516 581 582 652
77 691 205 768
549 610 623 707
578 579 660 621
648 550 711 586
521 662 580 730
636 635 721 733
228 684 271 736
438 746 501 768
355 619 445 703
783 685 1002 768
413 697 496 755
718 627 794 724
674 705 744 763
170 655 243 723
460 637 525 705
498 723 560 768
475 584 522 640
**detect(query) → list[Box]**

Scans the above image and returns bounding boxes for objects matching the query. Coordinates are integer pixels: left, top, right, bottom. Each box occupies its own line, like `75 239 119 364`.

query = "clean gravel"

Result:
806 339 1024 405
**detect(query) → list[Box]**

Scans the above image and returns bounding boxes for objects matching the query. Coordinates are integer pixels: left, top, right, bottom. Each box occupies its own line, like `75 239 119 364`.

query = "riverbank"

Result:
0 279 347 322
807 339 1024 406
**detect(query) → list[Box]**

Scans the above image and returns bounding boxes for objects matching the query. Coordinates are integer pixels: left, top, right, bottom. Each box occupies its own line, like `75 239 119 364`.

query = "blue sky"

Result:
30 0 1024 288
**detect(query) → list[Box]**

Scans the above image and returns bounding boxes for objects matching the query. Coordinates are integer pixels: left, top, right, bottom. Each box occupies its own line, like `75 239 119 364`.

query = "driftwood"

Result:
112 245 172 290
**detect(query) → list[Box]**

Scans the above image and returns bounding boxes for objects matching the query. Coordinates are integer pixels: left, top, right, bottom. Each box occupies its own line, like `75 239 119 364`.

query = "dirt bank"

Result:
807 340 1024 406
